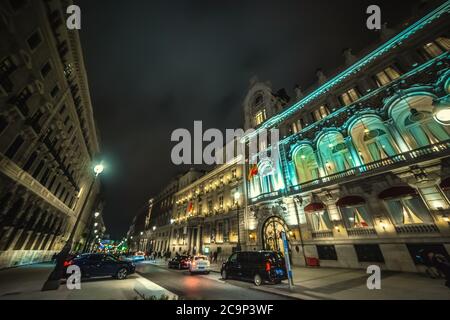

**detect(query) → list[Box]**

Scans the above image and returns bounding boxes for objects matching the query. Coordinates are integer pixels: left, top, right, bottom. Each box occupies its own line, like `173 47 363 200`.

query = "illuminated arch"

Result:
387 91 450 149
317 131 354 175
292 144 320 184
348 115 400 163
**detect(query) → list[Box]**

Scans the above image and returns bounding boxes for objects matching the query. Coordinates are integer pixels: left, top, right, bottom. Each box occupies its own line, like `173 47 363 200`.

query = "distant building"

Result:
0 0 102 268
171 158 243 258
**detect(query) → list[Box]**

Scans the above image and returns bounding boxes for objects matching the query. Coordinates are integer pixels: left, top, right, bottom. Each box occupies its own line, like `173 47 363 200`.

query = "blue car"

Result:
65 253 136 280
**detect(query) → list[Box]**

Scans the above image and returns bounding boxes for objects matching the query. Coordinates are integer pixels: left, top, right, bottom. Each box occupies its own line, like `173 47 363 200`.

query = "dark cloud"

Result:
77 0 423 238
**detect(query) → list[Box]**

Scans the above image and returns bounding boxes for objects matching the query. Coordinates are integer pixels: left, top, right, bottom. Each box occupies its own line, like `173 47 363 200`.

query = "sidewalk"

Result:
249 266 450 300
0 262 176 300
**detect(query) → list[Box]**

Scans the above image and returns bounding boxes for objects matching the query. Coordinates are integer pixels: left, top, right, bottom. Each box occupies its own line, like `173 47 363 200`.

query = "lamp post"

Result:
234 191 241 252
293 195 307 266
83 212 101 253
42 162 104 291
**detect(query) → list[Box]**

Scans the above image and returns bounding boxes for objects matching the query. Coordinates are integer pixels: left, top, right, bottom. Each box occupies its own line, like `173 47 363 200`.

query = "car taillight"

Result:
265 261 271 272
63 260 72 267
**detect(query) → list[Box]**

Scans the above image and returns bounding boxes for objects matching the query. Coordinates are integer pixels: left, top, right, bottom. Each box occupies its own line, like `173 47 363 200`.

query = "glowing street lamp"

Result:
94 163 105 177
94 222 98 227
94 212 100 218
43 161 105 291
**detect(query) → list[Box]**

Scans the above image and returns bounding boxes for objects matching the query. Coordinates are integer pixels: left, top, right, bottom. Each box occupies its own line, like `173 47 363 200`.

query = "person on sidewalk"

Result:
428 251 450 289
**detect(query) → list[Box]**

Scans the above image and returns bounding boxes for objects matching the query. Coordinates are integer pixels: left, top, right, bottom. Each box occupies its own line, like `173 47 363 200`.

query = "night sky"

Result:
77 0 425 238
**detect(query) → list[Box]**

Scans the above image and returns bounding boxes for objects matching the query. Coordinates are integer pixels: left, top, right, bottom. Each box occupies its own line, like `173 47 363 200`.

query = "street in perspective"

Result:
1 0 450 306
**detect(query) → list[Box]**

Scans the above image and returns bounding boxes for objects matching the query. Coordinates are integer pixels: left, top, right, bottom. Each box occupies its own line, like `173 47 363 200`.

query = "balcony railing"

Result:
312 230 334 239
395 224 439 234
249 190 282 204
347 227 377 237
289 140 450 195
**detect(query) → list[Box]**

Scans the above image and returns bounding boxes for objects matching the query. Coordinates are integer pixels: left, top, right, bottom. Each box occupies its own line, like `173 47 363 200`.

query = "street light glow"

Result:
152 226 156 231
94 212 100 218
94 163 105 176
94 222 98 227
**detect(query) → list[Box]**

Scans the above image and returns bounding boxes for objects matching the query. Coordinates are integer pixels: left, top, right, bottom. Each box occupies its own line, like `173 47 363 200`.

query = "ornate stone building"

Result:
241 2 450 272
171 159 244 259
0 0 102 268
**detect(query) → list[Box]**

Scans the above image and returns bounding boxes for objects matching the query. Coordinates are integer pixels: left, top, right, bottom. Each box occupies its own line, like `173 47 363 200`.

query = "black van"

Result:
221 251 288 286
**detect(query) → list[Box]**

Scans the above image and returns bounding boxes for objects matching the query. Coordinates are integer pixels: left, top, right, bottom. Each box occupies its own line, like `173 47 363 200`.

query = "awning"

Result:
378 186 417 200
336 196 365 207
440 177 450 190
304 202 325 213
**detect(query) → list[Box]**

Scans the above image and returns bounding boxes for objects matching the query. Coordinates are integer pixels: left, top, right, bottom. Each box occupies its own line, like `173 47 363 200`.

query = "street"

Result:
0 261 293 300
136 262 292 300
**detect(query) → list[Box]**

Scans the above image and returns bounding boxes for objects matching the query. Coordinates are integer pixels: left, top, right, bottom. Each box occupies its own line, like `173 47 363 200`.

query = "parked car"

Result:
132 251 146 262
189 255 210 274
168 255 190 269
221 251 287 286
64 253 136 280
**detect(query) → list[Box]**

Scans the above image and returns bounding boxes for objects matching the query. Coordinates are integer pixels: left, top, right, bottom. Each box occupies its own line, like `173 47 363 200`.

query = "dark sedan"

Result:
64 253 136 280
168 255 190 269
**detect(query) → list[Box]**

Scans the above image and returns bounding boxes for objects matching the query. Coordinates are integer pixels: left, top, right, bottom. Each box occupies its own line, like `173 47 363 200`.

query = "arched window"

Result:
317 132 354 175
304 202 332 231
379 186 433 225
390 94 450 149
292 144 320 183
337 196 373 229
349 116 399 163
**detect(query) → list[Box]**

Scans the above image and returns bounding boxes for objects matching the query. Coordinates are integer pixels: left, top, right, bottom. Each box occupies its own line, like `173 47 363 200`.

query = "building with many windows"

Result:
0 0 102 268
170 158 244 259
241 1 450 271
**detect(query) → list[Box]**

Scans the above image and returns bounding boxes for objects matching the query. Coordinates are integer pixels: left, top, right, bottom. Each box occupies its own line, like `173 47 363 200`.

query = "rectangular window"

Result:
33 160 45 178
0 116 8 134
354 244 384 263
5 135 24 159
339 88 360 106
317 245 338 260
255 109 267 126
13 86 32 116
374 66 401 87
59 104 66 114
10 0 27 11
23 152 37 172
406 243 449 265
219 195 224 208
435 37 450 51
0 56 17 77
422 42 443 58
27 31 42 50
40 62 52 78
50 85 60 98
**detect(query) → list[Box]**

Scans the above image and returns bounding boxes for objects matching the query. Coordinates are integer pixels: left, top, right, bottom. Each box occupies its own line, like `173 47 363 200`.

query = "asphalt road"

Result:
136 262 292 300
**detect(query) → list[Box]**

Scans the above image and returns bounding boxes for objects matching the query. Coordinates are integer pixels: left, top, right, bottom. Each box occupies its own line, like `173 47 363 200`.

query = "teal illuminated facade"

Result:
241 1 450 271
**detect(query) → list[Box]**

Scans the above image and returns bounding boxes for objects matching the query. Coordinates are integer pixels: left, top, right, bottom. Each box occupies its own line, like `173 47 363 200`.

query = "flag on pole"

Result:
248 164 258 180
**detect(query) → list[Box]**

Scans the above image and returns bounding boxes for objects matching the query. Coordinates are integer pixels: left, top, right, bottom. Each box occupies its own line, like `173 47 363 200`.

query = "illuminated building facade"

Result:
242 2 450 271
171 159 244 259
0 1 101 268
